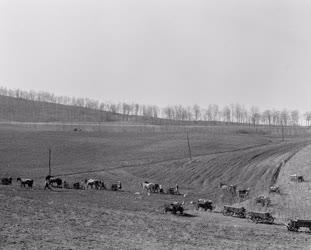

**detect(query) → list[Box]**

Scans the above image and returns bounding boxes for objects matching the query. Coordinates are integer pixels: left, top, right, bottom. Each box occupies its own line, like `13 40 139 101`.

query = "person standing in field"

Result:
175 184 179 194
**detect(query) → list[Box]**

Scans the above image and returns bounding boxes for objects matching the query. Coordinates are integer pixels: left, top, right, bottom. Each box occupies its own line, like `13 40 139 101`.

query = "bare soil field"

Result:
1 123 311 249
270 144 311 220
1 185 311 250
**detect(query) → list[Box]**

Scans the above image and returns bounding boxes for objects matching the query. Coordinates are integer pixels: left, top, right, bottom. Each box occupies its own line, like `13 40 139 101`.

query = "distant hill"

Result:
0 94 218 125
0 94 130 123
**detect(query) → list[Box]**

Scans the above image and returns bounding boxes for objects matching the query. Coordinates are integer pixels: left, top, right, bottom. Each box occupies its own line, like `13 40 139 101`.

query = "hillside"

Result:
1 123 311 249
0 94 125 123
0 122 309 198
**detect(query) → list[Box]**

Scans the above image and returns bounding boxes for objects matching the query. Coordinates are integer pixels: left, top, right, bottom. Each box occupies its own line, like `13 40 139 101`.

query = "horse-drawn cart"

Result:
287 220 311 232
247 211 274 224
163 202 184 215
193 199 214 211
222 205 246 218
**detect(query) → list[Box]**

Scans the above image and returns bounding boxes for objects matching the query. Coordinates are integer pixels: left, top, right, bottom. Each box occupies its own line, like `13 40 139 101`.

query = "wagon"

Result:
195 199 214 211
287 220 311 232
167 187 179 195
222 205 246 218
163 202 184 215
247 211 274 224
1 177 12 185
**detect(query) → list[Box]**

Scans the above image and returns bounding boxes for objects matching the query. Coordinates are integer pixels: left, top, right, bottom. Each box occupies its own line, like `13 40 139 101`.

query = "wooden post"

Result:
281 122 284 142
187 131 192 160
48 148 51 176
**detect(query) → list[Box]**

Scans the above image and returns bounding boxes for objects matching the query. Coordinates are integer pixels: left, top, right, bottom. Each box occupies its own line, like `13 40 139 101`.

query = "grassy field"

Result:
1 122 311 249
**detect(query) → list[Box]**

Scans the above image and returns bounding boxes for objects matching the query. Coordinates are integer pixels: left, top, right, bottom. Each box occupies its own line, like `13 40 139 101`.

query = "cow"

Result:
1 177 12 185
17 178 33 188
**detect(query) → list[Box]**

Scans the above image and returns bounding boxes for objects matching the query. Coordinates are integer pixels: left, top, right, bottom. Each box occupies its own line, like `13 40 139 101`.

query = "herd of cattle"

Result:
1 173 309 232
0 176 122 191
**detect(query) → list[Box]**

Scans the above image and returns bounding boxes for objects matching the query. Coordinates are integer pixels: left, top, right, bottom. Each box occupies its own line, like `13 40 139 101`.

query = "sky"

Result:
1 0 311 112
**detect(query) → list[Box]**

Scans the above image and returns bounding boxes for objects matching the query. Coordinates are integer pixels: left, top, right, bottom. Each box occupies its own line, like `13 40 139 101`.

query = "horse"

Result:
85 179 101 189
237 188 250 199
45 175 63 188
141 181 155 193
111 181 122 191
17 178 33 188
154 183 160 193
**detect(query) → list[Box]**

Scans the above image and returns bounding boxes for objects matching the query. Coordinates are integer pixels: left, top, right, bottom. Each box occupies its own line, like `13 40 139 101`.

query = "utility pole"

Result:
281 122 285 142
48 148 52 176
186 131 192 160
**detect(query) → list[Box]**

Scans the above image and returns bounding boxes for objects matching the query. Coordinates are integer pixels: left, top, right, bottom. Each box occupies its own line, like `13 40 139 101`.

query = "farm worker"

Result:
175 184 179 194
118 181 122 190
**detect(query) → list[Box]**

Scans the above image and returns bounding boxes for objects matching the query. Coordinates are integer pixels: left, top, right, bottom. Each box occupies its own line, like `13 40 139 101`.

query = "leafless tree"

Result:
290 110 299 126
250 106 261 126
192 104 201 121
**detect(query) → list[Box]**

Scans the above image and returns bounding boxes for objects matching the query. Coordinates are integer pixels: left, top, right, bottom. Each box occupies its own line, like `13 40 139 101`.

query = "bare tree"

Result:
192 104 201 121
290 110 299 126
304 112 311 126
262 109 272 126
222 106 231 123
250 106 261 126
280 109 290 126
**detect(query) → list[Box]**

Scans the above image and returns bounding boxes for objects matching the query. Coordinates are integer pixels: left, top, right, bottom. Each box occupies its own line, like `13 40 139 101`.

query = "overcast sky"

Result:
1 0 311 111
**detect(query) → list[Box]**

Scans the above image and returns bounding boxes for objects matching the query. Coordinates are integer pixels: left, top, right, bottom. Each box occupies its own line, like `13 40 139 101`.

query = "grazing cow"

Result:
237 188 250 199
1 177 12 185
17 178 33 188
269 186 280 193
